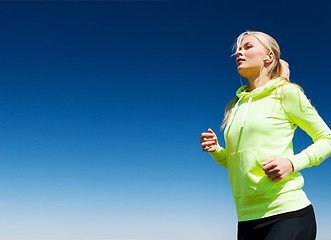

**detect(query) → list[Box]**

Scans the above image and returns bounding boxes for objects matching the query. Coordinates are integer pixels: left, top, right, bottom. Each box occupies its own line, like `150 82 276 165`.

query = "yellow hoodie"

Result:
210 77 331 221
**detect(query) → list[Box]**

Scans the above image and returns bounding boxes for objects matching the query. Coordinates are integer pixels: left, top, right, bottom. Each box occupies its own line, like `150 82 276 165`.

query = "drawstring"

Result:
241 96 252 128
227 96 243 128
227 95 252 129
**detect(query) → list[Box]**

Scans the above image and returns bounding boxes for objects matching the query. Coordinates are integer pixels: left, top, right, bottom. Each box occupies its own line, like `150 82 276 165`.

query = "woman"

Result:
200 31 331 240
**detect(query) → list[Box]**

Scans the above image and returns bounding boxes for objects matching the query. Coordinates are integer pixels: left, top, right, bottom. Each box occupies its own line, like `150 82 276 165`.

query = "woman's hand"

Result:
262 158 294 181
200 128 218 152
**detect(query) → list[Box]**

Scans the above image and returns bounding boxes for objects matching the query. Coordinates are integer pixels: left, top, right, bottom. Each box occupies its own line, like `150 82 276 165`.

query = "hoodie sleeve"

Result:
282 84 331 172
209 144 228 169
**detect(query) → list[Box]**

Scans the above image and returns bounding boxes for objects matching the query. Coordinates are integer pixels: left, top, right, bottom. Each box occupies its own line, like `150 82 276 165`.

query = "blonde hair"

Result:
233 31 290 80
221 31 294 129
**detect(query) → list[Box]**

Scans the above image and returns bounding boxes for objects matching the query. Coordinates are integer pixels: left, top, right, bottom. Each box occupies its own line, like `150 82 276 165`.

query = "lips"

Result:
236 58 245 65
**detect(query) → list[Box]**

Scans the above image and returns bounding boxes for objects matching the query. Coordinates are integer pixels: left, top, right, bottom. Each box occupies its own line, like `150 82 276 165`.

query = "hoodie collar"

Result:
227 77 287 130
236 77 286 99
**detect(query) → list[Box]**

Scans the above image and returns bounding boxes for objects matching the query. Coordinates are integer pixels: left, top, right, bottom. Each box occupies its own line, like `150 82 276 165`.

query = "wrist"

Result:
286 158 294 173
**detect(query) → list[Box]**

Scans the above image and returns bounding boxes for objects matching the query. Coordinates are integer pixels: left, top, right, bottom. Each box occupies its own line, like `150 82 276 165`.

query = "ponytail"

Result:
278 59 290 80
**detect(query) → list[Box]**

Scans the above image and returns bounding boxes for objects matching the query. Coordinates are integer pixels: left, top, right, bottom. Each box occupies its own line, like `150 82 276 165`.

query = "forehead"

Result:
240 35 260 46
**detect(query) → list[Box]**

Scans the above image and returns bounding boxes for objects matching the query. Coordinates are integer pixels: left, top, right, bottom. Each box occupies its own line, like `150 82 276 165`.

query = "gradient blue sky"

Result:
0 1 330 240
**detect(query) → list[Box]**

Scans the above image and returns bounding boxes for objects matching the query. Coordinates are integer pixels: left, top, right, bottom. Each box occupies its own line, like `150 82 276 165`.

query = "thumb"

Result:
208 128 214 134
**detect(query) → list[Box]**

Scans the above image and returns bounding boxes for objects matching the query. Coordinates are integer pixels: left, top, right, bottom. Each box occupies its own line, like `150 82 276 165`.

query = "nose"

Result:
236 49 243 57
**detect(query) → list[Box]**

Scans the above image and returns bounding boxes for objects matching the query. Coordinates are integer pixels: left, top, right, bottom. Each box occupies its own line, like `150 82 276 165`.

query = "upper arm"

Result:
281 84 330 142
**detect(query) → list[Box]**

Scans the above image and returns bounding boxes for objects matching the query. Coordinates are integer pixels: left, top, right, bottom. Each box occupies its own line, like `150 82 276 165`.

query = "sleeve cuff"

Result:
288 151 311 172
209 144 222 156
209 145 228 169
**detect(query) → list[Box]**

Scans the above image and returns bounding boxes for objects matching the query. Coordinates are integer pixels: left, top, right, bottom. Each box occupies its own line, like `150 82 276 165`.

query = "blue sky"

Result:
0 1 330 239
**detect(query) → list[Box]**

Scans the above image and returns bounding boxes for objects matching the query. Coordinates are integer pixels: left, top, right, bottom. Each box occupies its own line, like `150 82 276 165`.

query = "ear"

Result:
264 51 274 63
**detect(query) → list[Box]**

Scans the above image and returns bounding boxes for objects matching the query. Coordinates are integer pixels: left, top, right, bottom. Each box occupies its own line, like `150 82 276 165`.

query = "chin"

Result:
237 68 247 77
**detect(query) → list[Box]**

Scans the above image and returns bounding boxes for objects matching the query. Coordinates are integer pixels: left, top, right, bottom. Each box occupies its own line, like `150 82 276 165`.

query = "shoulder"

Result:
280 82 314 113
282 82 303 93
280 82 306 101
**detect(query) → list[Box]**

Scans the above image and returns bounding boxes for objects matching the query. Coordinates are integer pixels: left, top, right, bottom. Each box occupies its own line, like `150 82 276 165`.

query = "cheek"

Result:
247 52 264 64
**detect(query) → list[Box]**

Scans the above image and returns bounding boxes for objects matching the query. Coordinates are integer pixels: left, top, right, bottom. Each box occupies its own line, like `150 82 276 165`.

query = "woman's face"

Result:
236 35 269 78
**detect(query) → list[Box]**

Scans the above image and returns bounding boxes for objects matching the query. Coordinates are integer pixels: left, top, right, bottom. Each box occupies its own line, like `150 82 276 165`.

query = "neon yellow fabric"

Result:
210 77 331 221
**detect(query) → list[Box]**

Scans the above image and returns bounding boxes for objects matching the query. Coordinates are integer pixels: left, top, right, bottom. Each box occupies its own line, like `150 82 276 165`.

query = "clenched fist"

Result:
200 128 218 152
262 158 294 181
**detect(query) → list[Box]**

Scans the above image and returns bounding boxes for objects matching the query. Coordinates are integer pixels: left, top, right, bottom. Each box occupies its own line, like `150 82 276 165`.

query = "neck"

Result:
247 72 271 92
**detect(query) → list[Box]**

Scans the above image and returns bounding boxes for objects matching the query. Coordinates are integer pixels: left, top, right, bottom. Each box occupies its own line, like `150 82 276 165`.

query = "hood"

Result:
236 77 287 100
227 77 287 130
